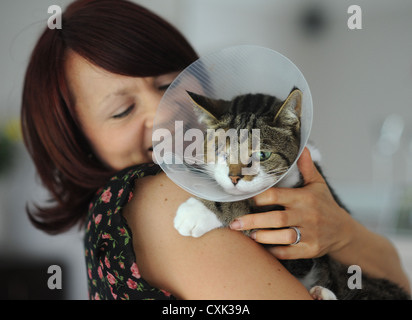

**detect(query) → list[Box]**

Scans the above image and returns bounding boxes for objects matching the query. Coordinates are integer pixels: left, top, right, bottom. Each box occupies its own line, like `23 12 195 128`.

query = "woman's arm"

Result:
230 148 410 294
328 218 411 294
123 172 312 300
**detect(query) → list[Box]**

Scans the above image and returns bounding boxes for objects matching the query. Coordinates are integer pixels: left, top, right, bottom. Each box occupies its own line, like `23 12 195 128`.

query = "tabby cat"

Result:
173 88 410 300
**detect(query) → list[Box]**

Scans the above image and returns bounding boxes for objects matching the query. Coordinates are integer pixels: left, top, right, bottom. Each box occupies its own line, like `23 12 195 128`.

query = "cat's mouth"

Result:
222 179 268 195
224 187 250 195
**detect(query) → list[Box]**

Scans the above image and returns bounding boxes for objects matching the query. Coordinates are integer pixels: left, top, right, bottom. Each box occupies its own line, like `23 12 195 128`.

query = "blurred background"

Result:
0 0 411 299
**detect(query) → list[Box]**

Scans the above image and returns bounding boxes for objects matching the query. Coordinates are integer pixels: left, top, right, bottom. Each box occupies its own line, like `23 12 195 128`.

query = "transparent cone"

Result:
152 45 313 202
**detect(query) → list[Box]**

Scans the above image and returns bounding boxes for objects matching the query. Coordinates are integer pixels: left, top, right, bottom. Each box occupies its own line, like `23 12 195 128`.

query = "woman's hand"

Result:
229 147 411 293
230 147 354 260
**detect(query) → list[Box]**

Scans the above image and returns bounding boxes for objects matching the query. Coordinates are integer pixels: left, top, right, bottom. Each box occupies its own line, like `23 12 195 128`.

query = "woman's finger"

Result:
252 187 302 208
297 147 324 185
252 148 321 208
266 243 310 260
250 227 302 245
229 210 300 231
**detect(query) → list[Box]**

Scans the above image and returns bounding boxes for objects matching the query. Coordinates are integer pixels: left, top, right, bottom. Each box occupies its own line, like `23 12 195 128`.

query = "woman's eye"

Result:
158 83 171 91
112 104 135 119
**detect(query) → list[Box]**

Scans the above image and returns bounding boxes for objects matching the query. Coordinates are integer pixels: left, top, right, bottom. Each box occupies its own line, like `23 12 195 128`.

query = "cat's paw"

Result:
309 286 337 300
174 197 223 237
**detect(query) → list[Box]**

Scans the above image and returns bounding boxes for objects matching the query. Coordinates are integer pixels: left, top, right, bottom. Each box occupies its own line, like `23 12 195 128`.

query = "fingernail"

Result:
249 231 256 240
230 219 243 230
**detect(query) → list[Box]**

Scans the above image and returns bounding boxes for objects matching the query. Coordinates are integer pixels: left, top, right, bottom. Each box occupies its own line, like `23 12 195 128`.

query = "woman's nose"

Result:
143 91 162 129
145 117 154 129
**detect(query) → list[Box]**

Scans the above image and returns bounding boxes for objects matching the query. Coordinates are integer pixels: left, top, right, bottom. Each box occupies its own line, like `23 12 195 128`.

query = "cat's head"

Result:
187 88 302 195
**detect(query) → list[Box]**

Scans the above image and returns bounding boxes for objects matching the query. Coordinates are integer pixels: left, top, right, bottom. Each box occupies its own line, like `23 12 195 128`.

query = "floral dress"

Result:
84 163 175 300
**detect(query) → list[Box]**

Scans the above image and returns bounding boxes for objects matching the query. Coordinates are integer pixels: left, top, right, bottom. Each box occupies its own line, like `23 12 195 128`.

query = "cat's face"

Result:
188 89 302 195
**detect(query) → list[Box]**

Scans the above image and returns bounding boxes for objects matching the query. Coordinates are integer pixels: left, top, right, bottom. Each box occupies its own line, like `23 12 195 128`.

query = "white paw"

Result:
174 198 223 237
309 286 337 300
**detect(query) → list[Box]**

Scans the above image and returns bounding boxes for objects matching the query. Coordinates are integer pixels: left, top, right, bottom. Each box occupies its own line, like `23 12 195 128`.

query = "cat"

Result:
173 88 411 300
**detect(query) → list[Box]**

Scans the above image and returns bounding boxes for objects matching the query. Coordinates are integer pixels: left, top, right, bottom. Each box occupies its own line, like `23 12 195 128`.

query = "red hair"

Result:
21 0 198 234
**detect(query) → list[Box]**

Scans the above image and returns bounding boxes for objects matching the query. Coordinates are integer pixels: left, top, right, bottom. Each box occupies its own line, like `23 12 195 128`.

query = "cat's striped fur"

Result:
174 88 410 300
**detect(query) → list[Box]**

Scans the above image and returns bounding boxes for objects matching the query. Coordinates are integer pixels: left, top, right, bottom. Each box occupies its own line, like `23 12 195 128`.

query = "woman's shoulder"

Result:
122 168 312 299
84 163 174 300
87 163 161 212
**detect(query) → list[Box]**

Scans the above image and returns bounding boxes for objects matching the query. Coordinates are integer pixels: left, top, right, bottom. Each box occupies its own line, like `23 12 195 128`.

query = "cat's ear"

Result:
187 91 229 122
274 88 302 128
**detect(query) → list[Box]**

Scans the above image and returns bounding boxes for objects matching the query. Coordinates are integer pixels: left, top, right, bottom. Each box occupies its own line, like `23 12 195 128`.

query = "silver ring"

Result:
290 227 301 245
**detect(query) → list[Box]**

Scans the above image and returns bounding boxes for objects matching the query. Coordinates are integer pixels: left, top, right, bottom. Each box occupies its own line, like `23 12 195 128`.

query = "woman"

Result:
21 0 410 299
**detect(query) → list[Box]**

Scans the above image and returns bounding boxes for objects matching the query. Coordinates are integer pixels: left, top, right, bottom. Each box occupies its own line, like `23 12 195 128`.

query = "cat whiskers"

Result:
265 166 289 176
263 167 290 182
164 154 209 175
179 154 214 175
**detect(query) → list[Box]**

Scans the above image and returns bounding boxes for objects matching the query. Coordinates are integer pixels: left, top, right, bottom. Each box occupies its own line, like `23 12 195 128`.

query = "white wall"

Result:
1 0 411 299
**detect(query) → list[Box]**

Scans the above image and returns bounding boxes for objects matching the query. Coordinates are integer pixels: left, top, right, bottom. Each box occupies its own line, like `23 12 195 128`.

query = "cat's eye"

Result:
253 151 272 161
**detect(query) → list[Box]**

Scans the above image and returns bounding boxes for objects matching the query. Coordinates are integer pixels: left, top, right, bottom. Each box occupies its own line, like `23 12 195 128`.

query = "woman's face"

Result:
65 51 179 171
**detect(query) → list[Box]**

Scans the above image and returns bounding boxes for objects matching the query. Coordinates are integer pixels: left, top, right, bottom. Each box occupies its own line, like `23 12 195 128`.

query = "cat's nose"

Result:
229 175 243 186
